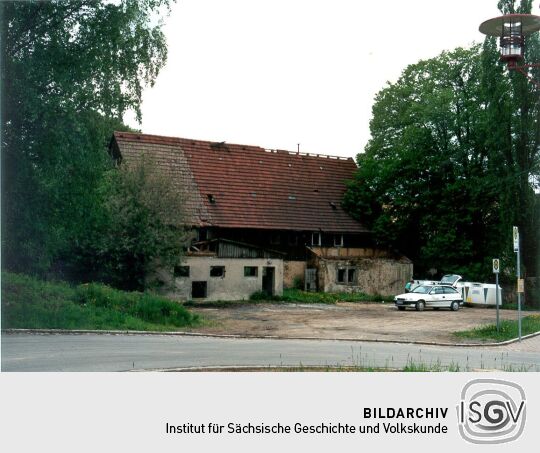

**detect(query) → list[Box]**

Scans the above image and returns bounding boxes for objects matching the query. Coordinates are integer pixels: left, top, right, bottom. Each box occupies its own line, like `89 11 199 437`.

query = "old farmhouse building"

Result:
111 131 412 301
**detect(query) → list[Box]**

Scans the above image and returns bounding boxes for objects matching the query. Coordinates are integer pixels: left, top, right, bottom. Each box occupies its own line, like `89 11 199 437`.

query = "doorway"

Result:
192 281 207 298
262 267 275 296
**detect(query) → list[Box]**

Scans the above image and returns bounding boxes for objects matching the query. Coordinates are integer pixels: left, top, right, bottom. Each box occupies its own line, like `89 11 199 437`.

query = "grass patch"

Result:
184 289 393 307
252 289 391 304
1 272 199 331
501 302 539 311
454 314 540 342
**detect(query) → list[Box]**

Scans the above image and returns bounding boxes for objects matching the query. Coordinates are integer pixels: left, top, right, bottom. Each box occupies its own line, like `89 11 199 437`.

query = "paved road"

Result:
2 333 540 372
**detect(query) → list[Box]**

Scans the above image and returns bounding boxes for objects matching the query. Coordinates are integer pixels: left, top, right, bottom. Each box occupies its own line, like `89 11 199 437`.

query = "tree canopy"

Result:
343 0 539 285
86 156 191 290
1 0 177 281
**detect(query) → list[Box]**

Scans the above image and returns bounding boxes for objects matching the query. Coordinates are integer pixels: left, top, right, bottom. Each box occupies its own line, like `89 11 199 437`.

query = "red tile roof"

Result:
112 131 368 234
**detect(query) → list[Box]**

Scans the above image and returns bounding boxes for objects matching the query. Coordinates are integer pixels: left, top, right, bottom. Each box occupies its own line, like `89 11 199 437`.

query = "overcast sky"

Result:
126 0 508 158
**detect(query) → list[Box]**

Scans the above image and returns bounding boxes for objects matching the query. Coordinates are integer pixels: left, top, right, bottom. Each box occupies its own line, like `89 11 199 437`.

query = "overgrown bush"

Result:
2 272 199 331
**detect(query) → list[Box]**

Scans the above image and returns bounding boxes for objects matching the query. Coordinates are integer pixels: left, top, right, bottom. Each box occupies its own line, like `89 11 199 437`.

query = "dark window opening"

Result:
312 232 321 246
337 267 357 285
197 228 208 242
174 265 190 277
192 281 207 298
210 266 225 277
288 234 298 246
244 266 258 277
270 234 281 245
334 234 344 247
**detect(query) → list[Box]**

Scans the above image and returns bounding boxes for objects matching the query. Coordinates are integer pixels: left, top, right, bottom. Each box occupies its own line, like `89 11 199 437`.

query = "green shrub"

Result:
292 276 304 290
2 272 199 330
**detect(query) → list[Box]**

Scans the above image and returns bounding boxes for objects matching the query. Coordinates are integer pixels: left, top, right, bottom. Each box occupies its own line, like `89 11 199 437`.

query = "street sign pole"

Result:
496 272 500 333
493 258 500 332
517 249 522 341
513 226 522 342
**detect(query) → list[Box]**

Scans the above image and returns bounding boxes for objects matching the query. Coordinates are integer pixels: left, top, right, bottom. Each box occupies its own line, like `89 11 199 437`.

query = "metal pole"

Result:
495 272 500 333
517 247 522 342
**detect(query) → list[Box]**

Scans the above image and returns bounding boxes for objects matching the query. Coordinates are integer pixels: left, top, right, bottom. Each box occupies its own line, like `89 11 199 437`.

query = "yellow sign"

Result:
517 279 524 293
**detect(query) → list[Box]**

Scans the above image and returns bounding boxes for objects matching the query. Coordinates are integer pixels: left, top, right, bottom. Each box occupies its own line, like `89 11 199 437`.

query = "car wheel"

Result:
397 306 406 311
450 301 460 311
415 300 425 311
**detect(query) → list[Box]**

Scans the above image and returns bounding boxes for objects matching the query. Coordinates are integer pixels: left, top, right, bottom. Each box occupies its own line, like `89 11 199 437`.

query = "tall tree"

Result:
1 0 173 275
344 0 540 289
86 156 190 291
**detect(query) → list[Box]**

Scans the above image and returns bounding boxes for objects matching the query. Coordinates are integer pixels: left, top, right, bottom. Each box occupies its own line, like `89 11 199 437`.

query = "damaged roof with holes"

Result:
111 131 369 234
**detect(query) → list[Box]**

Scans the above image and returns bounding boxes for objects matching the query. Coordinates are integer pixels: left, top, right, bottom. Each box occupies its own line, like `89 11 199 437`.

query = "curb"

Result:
3 328 540 348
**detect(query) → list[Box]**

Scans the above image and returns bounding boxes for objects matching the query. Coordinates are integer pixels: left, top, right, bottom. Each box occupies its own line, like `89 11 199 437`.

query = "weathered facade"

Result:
308 247 412 296
154 256 283 301
111 131 412 300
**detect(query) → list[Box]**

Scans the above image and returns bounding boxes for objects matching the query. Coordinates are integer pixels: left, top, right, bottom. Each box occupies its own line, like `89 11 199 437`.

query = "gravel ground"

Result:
189 302 525 344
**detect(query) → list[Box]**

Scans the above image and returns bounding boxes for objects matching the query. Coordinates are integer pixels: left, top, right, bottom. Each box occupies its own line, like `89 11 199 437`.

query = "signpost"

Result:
513 226 522 342
493 258 500 332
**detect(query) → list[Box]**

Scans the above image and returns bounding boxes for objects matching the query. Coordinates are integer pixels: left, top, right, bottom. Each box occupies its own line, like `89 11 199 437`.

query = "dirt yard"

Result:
189 302 522 344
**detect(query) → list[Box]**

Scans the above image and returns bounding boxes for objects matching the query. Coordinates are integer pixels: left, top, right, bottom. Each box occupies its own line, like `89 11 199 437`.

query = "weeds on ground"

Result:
2 272 199 331
454 315 540 342
251 289 392 304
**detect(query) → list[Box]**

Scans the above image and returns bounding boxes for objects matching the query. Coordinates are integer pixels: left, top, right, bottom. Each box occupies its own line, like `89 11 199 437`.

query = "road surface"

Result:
2 332 540 372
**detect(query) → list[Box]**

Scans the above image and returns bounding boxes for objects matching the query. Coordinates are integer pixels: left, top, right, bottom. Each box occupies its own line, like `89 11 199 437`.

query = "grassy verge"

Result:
501 302 540 311
165 359 538 372
185 289 393 307
1 272 199 331
454 314 540 342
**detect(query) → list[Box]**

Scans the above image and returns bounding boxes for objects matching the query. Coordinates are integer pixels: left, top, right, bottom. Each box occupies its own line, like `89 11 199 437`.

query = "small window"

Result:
210 266 225 277
244 266 258 277
333 234 344 247
443 287 458 294
311 232 321 246
174 265 190 278
431 287 444 294
337 267 356 284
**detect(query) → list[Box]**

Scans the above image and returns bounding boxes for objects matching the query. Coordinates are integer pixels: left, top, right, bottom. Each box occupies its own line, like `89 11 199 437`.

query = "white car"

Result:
394 285 464 311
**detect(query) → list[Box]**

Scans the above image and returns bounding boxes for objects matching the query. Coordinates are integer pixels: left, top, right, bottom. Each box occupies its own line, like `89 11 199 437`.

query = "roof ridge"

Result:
113 131 354 162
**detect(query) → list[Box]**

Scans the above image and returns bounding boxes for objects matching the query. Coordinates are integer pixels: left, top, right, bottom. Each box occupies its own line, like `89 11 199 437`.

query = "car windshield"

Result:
411 285 433 294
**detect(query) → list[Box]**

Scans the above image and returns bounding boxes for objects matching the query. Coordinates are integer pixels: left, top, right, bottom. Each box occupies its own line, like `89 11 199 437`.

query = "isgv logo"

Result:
457 379 526 444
